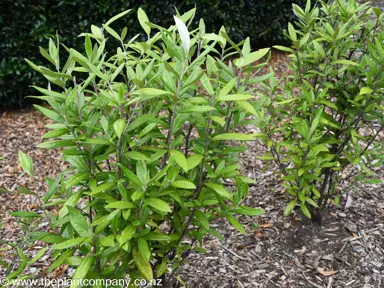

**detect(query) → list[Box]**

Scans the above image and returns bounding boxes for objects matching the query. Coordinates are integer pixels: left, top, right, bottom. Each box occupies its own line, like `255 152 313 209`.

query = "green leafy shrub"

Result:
255 0 384 223
0 0 304 108
17 8 268 285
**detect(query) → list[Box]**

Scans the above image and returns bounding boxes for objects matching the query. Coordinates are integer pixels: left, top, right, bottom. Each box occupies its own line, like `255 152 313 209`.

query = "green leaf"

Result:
300 203 312 219
213 133 255 141
288 23 297 41
136 160 148 185
18 151 34 177
119 164 142 186
219 78 236 97
331 60 359 66
42 128 68 138
187 154 204 170
293 120 309 140
103 25 121 41
142 232 171 241
16 186 37 196
232 206 264 216
226 214 246 234
34 105 61 121
171 181 196 190
235 48 270 67
144 198 171 213
273 45 294 53
32 86 66 100
309 107 323 137
91 182 116 195
194 210 209 230
105 201 136 209
305 197 319 208
205 183 232 199
170 150 188 172
113 118 126 138
39 46 56 66
138 8 151 35
138 237 151 261
217 94 253 101
133 247 153 281
132 88 170 97
85 35 92 57
117 225 136 245
70 257 94 288
125 151 149 161
284 199 297 216
58 191 83 219
106 9 132 26
29 247 49 265
209 116 226 127
237 101 257 115
92 209 120 234
37 140 75 149
67 206 92 238
359 87 373 95
48 249 75 272
66 173 89 189
52 237 91 250
9 211 42 219
99 235 115 247
182 105 215 113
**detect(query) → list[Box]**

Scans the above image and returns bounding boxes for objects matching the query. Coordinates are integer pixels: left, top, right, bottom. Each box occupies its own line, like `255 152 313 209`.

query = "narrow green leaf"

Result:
52 237 91 250
125 151 149 161
300 203 312 219
170 150 188 172
34 105 61 121
209 116 226 127
70 257 94 288
133 247 153 281
105 201 136 209
119 164 142 186
288 23 297 41
217 94 253 101
9 211 41 218
144 198 171 213
187 154 204 170
138 8 151 35
171 181 196 190
237 101 257 115
194 210 209 230
18 151 34 177
48 249 75 272
359 87 373 95
205 183 232 199
284 199 297 216
226 215 245 234
213 133 255 141
37 140 75 149
113 118 126 138
106 9 132 26
117 225 136 245
67 206 92 238
138 237 151 261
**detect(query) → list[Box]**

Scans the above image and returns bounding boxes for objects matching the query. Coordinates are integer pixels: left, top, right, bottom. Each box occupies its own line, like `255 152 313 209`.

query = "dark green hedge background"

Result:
0 0 304 108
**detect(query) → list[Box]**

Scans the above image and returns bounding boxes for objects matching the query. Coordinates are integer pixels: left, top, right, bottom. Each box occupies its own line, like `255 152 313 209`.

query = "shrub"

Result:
255 0 384 223
10 8 268 285
0 0 304 108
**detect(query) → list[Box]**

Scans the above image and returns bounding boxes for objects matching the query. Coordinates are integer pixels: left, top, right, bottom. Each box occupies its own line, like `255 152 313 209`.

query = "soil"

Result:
0 52 383 287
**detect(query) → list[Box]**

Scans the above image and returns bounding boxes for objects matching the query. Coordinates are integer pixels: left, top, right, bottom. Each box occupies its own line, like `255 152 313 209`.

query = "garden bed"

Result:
0 52 383 287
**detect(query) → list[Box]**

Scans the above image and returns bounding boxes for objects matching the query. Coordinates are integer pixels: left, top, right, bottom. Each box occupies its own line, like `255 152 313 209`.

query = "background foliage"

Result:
0 0 305 108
